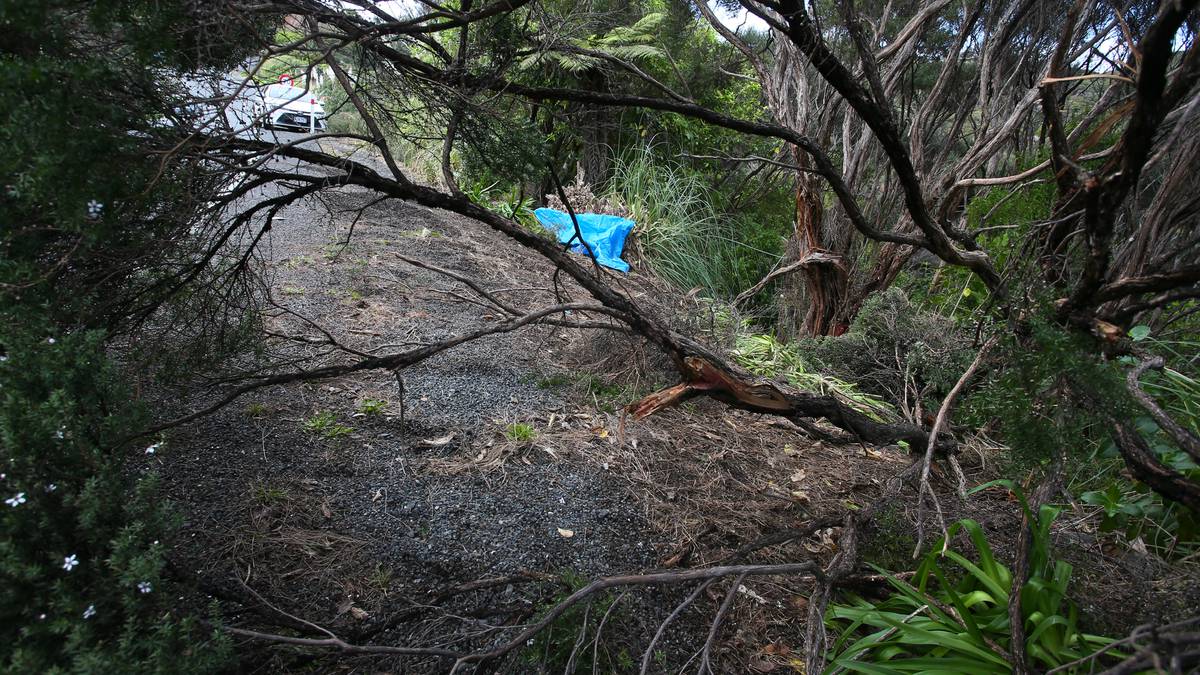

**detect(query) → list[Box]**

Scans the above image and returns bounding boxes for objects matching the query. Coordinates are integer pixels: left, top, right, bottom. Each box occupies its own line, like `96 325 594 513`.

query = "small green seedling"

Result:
357 398 387 416
252 483 289 505
505 422 537 443
304 411 353 438
369 563 394 594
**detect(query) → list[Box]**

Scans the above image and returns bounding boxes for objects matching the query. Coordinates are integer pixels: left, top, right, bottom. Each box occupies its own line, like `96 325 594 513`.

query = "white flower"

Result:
0 355 7 362
137 581 152 594
47 338 56 345
5 492 26 507
83 605 96 619
63 554 79 571
144 443 161 455
38 613 46 621
45 483 57 492
54 428 64 440
87 200 103 219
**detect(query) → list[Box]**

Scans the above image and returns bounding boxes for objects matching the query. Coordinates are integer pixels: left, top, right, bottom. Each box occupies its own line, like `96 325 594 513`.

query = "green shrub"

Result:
802 288 974 406
0 3 260 667
826 483 1123 673
0 325 231 672
1075 326 1200 558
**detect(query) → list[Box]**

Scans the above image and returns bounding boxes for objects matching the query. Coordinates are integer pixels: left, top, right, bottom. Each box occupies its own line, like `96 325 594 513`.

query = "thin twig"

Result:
914 337 996 556
698 573 747 674
640 580 714 675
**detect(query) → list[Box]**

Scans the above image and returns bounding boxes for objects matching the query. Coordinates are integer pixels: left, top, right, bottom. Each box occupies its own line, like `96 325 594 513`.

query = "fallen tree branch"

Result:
132 301 625 441
639 579 716 675
804 514 858 675
222 625 460 658
699 573 747 674
448 562 820 672
1111 418 1200 512
221 562 822 671
201 138 949 455
356 570 554 641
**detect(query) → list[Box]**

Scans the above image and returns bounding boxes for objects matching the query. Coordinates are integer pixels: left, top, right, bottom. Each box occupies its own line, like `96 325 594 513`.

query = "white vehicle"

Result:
252 83 326 132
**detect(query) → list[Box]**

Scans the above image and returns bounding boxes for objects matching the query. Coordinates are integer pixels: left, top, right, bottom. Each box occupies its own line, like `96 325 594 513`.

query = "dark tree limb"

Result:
639 579 716 675
1111 419 1200 512
698 573 747 675
1127 356 1200 463
1096 265 1200 303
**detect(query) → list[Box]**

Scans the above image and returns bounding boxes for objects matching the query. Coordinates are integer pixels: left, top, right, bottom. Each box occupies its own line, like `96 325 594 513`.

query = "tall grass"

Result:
608 147 778 298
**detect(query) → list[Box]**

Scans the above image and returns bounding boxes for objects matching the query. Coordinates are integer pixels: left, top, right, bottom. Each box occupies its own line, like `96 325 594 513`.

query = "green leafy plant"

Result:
357 398 388 416
504 422 537 443
368 563 394 595
1079 417 1199 558
465 182 539 228
516 13 666 74
825 482 1123 673
1073 325 1200 558
303 411 353 438
492 191 538 227
732 332 896 421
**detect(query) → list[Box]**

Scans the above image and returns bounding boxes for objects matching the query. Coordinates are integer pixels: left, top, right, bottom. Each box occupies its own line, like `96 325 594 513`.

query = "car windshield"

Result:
265 84 306 101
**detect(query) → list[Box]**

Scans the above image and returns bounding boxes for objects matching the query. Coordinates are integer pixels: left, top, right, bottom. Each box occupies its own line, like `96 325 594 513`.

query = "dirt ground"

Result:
143 142 1200 673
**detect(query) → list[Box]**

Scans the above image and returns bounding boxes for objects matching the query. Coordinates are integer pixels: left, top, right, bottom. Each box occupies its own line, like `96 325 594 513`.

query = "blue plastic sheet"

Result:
533 208 634 273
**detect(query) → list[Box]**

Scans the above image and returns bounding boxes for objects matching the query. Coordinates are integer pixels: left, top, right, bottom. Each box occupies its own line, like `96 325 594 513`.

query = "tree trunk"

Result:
578 71 610 189
779 165 848 338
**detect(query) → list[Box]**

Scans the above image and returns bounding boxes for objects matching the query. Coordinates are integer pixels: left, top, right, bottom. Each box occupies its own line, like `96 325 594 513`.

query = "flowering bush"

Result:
0 2 267 669
0 324 230 671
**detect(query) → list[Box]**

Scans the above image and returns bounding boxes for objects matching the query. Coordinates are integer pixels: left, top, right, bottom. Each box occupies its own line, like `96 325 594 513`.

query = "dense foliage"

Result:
0 1 264 669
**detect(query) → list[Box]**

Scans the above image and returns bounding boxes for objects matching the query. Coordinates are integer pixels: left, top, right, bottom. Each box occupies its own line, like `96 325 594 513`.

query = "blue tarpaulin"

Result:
533 208 634 273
